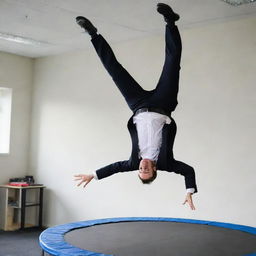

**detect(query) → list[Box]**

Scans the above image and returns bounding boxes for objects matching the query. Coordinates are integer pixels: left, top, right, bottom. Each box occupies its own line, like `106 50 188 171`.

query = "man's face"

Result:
138 159 156 180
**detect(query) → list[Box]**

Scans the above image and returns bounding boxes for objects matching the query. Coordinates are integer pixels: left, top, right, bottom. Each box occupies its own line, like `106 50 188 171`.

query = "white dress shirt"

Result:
133 111 171 161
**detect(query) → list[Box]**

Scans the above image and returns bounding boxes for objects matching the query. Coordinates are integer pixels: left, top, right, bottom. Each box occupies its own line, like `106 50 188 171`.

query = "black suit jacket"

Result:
96 115 198 193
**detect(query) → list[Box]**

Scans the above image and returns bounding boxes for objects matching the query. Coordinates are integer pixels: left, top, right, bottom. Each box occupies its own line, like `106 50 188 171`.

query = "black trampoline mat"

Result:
64 221 256 256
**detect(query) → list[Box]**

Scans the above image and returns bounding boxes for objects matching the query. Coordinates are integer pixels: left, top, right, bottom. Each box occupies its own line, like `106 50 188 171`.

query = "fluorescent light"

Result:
221 0 256 6
0 32 50 46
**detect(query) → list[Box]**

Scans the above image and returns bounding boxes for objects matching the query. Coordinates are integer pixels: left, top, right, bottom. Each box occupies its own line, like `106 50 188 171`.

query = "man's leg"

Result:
150 4 182 113
76 17 147 111
91 34 148 111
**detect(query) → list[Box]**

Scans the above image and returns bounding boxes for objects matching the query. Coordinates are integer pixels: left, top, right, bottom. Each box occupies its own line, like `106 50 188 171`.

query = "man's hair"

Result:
139 171 157 184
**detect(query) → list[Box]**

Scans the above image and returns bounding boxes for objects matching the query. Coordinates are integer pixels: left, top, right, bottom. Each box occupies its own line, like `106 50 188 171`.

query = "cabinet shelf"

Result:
8 205 20 209
8 203 41 208
25 203 40 207
0 185 45 231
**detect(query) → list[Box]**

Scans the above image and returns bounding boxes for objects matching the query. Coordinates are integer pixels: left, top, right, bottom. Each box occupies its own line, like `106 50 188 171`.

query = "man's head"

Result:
138 159 157 184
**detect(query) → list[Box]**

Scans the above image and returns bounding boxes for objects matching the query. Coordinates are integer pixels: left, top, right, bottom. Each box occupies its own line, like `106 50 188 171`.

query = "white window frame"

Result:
0 87 12 155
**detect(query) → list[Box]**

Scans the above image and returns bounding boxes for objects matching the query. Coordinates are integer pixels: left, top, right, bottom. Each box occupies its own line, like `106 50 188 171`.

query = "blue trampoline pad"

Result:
39 217 256 256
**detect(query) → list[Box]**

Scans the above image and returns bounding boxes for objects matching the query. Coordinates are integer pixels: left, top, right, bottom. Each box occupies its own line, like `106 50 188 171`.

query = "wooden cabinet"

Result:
0 185 45 231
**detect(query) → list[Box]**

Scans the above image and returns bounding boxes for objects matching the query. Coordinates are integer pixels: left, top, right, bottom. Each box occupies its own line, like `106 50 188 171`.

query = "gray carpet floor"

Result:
0 228 44 256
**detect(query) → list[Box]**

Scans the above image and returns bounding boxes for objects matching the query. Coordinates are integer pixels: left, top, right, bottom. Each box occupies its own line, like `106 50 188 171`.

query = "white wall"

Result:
0 52 33 183
30 16 256 227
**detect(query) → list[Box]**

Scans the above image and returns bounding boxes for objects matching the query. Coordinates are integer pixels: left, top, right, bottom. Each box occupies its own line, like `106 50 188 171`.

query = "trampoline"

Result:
39 217 256 256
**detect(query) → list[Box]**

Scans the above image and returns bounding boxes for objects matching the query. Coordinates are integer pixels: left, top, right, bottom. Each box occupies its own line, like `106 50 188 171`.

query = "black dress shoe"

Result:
157 3 180 23
76 16 97 36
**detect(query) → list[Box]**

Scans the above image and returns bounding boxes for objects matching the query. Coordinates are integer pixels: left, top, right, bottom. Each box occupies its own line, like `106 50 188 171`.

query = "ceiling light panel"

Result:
221 0 256 6
0 32 51 46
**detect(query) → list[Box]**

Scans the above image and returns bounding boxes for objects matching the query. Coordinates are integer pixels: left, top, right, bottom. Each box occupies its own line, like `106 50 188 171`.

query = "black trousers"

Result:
91 24 182 115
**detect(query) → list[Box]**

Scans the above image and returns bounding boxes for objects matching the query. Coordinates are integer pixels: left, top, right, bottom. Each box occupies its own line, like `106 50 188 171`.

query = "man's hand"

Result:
74 174 94 188
183 193 196 210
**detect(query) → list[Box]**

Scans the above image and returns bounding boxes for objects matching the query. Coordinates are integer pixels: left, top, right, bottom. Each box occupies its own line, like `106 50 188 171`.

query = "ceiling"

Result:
0 0 255 58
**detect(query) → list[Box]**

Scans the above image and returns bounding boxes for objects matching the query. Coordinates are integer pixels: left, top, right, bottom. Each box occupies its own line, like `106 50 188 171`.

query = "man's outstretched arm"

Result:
170 160 197 210
95 160 134 179
74 160 135 187
172 160 198 193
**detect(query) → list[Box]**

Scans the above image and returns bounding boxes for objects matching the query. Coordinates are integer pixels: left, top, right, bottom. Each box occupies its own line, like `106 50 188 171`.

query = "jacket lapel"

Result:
157 124 169 170
127 116 140 168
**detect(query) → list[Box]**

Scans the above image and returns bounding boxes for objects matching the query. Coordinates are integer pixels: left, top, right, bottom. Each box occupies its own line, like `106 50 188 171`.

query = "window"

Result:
0 87 12 154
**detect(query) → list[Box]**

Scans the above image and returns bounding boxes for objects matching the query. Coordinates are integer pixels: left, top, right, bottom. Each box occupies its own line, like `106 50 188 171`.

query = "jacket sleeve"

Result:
171 160 198 193
95 160 136 180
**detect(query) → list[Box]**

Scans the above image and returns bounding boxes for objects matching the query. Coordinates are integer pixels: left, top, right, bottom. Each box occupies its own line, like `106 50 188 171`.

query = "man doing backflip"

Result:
74 3 198 210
